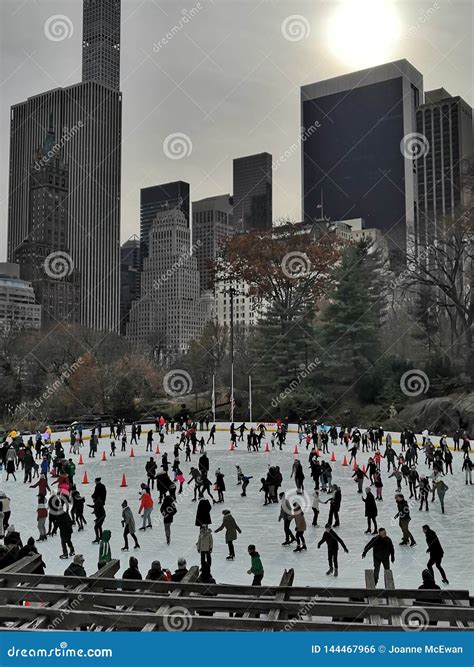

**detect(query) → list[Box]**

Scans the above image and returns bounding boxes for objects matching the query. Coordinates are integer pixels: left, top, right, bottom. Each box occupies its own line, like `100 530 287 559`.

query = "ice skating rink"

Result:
2 425 473 591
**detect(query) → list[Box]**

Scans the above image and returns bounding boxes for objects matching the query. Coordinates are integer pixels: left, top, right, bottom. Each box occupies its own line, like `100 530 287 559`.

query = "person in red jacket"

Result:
138 488 153 530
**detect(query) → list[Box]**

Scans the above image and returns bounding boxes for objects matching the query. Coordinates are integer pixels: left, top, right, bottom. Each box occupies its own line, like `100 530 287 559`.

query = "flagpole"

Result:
248 375 252 424
212 374 216 423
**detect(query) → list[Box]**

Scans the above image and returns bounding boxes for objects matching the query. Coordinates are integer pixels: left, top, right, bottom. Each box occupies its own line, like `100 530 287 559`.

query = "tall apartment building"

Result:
7 0 122 331
82 0 121 91
192 194 234 291
233 153 272 232
127 208 210 361
140 181 190 268
416 88 473 248
14 121 80 327
301 60 423 264
0 264 41 334
120 236 141 335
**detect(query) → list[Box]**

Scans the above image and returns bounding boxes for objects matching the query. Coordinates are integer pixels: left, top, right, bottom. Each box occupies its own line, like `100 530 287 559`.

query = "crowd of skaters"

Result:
0 415 471 594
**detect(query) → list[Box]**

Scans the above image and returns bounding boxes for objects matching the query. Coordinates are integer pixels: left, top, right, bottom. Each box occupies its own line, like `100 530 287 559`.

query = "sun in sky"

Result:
326 0 402 70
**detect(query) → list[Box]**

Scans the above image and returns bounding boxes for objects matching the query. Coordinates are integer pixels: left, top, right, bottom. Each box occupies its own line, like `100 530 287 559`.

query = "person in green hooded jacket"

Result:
247 544 263 585
97 529 112 570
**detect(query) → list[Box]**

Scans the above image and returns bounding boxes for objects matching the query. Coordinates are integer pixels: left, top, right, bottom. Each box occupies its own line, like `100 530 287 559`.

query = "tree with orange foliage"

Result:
213 225 341 320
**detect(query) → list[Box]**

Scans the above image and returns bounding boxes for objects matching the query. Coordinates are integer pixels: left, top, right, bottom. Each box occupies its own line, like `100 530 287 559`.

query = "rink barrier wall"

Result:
19 422 456 450
0 560 473 632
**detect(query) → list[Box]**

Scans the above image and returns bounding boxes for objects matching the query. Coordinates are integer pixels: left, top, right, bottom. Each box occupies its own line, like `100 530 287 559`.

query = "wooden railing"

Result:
0 556 472 631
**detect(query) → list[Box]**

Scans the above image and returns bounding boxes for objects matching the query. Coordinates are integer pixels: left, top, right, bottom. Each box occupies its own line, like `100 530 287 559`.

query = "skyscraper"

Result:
416 88 473 248
233 153 272 231
14 119 80 327
192 194 234 291
301 60 423 263
7 0 122 331
120 236 140 335
82 0 121 91
127 207 210 361
140 181 190 268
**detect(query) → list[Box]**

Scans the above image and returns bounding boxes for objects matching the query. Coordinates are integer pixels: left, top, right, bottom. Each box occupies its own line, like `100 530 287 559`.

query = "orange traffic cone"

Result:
229 440 235 451
78 454 84 465
362 464 366 473
82 471 89 484
316 448 321 457
342 455 348 466
101 451 107 461
130 448 135 458
293 445 299 455
120 473 127 488
155 445 160 455
331 451 336 462
264 442 270 453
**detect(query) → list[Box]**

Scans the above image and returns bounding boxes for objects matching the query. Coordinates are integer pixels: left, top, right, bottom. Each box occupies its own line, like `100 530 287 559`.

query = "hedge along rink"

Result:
152 2 203 53
272 120 321 172
271 357 320 408
34 121 84 170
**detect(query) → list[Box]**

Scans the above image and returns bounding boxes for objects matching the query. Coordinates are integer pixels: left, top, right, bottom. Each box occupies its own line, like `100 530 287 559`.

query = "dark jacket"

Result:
362 493 378 518
362 535 394 561
424 529 444 559
317 529 347 552
160 496 177 524
171 567 188 582
92 482 107 505
64 562 86 578
195 498 212 527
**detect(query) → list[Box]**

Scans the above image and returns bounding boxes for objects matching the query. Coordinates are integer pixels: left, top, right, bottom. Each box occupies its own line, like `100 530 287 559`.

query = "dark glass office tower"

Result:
120 236 140 335
82 0 121 91
140 181 190 266
301 60 423 263
416 88 473 249
233 152 272 231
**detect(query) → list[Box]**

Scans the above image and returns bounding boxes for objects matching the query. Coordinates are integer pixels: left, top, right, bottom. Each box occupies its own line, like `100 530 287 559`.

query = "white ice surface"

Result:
2 426 473 592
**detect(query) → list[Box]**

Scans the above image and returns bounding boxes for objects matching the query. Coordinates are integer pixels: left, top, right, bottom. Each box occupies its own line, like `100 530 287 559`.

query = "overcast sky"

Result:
0 0 472 258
